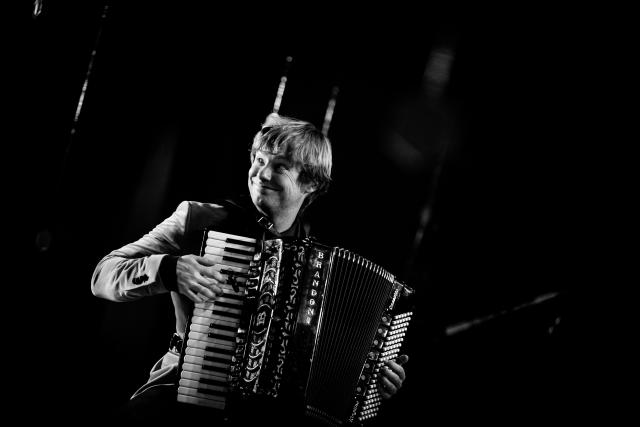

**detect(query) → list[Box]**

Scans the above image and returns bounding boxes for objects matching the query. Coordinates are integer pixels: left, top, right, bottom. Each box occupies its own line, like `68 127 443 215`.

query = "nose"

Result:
257 163 272 181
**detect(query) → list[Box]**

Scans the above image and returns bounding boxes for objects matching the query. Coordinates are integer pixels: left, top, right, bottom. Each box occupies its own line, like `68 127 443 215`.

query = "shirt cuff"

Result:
159 255 180 292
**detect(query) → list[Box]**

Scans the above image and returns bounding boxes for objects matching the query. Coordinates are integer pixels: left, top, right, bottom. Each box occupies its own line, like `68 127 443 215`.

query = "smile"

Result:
253 181 278 192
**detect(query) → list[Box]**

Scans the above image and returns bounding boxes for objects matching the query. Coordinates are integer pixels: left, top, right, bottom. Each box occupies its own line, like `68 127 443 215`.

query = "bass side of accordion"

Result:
350 281 415 423
175 229 415 426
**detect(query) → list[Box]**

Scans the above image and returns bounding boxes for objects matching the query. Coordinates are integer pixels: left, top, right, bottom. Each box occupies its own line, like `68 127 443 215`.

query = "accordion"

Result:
176 229 415 426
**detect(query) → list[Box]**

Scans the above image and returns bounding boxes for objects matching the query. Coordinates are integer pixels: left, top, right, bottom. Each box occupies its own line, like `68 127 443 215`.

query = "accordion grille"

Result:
305 249 394 423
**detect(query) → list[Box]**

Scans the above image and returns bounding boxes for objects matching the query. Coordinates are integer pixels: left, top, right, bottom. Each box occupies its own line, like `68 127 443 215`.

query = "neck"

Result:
272 209 299 234
259 205 301 234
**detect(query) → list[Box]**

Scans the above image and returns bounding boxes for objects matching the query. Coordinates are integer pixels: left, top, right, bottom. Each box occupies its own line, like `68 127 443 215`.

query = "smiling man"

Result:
91 113 408 423
248 115 331 232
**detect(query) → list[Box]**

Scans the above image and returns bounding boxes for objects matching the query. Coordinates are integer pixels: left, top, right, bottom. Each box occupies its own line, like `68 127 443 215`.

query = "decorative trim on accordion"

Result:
238 239 283 394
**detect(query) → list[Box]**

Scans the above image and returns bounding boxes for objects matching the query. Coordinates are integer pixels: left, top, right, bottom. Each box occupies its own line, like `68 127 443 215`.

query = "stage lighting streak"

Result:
70 4 110 135
445 292 561 336
322 86 340 136
423 47 455 100
273 56 293 114
32 0 43 18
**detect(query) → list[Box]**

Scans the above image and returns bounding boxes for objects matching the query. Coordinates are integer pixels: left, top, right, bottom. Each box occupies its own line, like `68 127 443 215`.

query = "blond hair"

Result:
250 113 333 209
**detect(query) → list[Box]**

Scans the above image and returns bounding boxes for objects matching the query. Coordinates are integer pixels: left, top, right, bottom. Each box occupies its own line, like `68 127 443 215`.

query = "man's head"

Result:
248 113 332 221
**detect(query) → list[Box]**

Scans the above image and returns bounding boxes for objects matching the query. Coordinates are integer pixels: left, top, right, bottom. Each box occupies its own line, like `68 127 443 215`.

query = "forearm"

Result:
91 201 189 302
91 253 172 301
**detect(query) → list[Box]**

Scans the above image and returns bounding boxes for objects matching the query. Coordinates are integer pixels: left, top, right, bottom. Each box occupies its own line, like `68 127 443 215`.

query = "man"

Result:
92 113 408 422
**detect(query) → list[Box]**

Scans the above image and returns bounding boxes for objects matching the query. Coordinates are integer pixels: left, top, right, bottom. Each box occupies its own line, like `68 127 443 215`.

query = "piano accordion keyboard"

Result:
176 230 257 410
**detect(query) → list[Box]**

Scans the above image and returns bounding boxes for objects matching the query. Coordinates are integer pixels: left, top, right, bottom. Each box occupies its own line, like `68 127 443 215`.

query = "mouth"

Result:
252 181 278 192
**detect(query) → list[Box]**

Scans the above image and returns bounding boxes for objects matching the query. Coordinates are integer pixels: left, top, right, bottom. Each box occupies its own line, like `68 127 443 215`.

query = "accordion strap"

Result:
220 196 311 239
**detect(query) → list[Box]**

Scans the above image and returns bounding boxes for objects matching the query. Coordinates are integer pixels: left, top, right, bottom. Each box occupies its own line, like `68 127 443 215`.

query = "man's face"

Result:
248 150 312 218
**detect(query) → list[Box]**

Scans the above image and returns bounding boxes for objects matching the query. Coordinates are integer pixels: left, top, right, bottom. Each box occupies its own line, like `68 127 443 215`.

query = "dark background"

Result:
11 1 602 424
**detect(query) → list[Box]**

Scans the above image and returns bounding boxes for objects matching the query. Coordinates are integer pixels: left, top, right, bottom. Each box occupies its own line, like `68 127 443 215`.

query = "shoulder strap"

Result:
302 220 311 237
219 196 274 233
219 194 311 239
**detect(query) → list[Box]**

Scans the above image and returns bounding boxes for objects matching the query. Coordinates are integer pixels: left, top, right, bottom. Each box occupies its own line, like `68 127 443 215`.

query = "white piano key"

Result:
206 239 255 253
177 386 226 405
182 362 229 377
179 378 228 393
177 394 226 410
187 333 236 349
185 346 234 362
189 323 237 337
190 316 239 329
204 245 254 260
207 230 256 243
184 354 229 370
192 304 243 317
206 237 256 250
202 254 251 268
190 315 238 329
193 299 244 315
180 369 228 383
184 339 236 355
191 309 242 325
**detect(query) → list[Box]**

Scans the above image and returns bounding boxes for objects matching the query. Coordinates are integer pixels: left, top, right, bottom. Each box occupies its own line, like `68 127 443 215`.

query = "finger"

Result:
395 354 409 365
194 271 222 291
198 268 226 286
195 287 215 300
378 375 396 399
382 365 403 389
196 283 222 300
184 288 203 303
209 283 223 295
195 255 217 266
208 270 225 282
384 360 406 382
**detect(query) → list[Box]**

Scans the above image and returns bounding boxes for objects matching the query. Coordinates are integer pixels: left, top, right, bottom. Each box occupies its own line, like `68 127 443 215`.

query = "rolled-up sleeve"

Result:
91 201 190 301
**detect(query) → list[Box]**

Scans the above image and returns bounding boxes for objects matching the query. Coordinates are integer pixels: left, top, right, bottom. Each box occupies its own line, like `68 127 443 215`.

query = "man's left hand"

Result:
379 354 409 399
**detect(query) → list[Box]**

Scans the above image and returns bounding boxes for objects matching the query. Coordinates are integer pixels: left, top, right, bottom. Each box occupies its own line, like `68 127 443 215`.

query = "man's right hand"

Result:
176 255 225 302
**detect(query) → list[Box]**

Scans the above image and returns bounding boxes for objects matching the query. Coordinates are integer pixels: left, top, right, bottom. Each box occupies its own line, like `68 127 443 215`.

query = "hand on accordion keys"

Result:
176 255 225 302
379 354 409 399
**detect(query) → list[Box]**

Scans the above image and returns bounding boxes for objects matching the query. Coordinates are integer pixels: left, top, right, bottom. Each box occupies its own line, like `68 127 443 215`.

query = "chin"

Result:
250 194 271 216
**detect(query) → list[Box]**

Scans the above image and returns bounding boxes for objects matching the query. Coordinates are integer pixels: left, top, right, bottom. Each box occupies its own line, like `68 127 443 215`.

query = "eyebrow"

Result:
256 150 290 162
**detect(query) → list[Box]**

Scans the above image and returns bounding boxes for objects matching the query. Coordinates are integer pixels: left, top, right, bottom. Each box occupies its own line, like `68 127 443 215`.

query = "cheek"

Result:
282 172 298 187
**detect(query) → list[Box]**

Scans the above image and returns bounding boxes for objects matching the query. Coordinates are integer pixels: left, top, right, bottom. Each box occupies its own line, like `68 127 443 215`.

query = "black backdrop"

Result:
11 1 592 424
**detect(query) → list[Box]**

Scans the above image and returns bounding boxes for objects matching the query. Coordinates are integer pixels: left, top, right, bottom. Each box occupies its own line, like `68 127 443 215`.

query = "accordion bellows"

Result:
176 229 415 426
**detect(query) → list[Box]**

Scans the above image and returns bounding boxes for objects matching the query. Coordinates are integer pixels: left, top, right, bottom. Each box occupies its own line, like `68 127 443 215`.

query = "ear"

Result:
302 182 317 195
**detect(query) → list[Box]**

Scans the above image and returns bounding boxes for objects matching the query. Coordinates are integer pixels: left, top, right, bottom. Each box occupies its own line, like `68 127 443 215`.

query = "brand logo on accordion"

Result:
303 249 326 325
